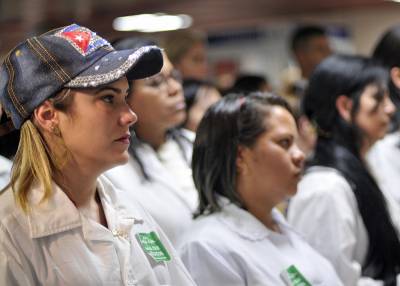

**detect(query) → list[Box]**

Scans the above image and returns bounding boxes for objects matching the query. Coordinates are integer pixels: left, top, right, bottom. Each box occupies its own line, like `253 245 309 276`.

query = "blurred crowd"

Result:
1 22 400 285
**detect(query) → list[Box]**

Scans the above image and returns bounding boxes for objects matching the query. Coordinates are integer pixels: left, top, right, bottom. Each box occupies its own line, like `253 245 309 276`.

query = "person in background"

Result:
163 29 209 81
288 54 400 285
0 109 19 160
0 105 12 189
291 25 332 86
230 74 272 94
367 25 400 204
281 24 332 158
182 79 221 132
0 24 195 285
180 92 343 285
106 37 198 246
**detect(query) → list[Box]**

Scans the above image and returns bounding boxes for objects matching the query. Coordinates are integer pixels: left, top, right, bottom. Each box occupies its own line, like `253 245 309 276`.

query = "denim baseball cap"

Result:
0 23 163 131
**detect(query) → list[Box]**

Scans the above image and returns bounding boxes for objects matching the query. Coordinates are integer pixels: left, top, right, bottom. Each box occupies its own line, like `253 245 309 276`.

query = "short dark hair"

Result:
231 74 268 94
373 25 400 68
192 92 292 216
291 25 327 52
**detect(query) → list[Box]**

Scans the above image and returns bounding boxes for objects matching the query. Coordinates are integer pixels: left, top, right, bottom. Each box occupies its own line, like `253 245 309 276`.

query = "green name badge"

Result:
280 265 312 286
137 231 171 262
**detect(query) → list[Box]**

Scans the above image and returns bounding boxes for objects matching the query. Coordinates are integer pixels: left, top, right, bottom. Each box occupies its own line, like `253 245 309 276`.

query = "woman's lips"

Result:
115 134 131 144
175 101 186 111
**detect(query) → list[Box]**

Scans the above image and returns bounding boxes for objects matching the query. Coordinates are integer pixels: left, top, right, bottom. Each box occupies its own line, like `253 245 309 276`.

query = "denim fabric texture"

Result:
0 23 163 130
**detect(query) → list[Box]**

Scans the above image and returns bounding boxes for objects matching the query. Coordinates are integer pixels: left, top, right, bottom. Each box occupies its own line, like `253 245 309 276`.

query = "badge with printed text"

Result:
280 265 312 286
137 232 171 262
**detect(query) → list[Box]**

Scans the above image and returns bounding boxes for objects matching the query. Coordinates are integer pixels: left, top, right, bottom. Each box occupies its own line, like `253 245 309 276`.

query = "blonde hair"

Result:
9 89 73 212
163 29 205 65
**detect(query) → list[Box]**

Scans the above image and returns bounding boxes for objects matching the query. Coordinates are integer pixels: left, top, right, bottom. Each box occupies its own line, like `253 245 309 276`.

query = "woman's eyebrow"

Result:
95 86 129 94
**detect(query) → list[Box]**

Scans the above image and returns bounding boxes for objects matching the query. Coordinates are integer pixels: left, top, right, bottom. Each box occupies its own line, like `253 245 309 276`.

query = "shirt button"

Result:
127 269 137 283
112 229 128 239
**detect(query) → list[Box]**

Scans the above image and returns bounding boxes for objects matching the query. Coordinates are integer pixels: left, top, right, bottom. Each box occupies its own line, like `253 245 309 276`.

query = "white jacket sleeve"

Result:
180 241 245 286
135 202 197 286
288 171 385 286
0 227 34 286
0 253 33 286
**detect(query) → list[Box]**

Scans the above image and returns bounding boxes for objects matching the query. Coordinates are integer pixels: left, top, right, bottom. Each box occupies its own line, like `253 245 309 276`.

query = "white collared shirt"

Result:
0 155 12 189
179 198 343 286
367 132 400 204
105 131 197 246
288 166 400 286
0 176 195 286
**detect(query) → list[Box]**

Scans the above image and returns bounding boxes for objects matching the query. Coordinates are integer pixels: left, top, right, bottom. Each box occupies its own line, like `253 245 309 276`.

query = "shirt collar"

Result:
27 176 145 239
27 181 82 238
217 196 290 241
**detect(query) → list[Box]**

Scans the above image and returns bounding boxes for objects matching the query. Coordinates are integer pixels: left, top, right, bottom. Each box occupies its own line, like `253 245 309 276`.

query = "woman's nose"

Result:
292 144 305 168
121 107 137 127
167 77 183 97
384 96 396 117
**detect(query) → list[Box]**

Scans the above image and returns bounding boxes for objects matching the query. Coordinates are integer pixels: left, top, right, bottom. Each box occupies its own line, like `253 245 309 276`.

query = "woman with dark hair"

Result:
106 37 198 246
367 25 400 204
182 79 221 132
288 55 400 285
179 92 342 285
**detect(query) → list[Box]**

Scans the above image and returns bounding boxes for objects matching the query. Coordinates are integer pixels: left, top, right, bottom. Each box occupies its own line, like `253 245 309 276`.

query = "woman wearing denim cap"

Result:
179 92 343 285
0 24 195 285
106 37 198 246
288 55 400 285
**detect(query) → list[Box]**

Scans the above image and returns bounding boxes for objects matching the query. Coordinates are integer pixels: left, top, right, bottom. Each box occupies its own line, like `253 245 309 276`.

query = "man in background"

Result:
282 24 332 157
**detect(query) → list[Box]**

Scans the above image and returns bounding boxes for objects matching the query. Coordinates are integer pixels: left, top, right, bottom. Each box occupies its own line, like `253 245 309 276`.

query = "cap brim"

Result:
64 45 163 88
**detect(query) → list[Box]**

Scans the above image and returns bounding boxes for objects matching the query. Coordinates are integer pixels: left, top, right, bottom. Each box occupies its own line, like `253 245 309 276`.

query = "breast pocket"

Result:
42 239 122 286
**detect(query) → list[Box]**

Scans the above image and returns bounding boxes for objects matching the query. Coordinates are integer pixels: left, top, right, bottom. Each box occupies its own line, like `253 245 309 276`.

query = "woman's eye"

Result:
278 138 292 149
146 75 164 87
101 95 114 104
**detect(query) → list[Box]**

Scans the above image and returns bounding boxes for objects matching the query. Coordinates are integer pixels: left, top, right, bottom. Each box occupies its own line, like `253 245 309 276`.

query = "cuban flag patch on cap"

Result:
55 24 112 56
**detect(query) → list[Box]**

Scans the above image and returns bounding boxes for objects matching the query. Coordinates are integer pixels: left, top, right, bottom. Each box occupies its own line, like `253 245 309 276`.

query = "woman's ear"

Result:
336 95 353 122
236 145 248 175
390 67 400 89
33 100 59 132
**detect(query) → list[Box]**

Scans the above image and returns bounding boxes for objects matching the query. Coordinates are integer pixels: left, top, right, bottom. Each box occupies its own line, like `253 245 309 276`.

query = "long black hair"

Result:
373 25 400 132
192 92 292 216
303 54 400 285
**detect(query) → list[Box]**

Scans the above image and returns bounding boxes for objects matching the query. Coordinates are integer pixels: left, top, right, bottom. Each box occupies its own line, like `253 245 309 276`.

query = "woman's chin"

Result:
108 153 130 169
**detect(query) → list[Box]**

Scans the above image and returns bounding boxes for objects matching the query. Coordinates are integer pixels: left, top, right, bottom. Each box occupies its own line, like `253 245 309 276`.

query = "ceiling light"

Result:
113 13 192 32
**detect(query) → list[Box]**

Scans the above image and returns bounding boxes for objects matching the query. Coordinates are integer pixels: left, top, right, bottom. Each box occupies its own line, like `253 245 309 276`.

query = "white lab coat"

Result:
179 197 343 286
0 176 196 286
288 166 400 286
367 132 400 204
0 155 12 189
105 129 197 246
